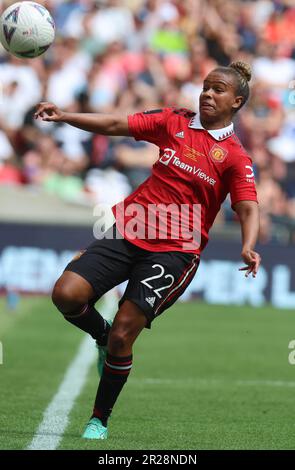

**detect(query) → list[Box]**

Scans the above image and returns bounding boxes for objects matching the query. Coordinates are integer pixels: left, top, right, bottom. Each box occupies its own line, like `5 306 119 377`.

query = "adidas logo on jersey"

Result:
175 131 184 138
145 296 156 307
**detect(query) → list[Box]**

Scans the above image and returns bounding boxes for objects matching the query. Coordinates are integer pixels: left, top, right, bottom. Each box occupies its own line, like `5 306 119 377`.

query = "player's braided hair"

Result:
214 61 252 112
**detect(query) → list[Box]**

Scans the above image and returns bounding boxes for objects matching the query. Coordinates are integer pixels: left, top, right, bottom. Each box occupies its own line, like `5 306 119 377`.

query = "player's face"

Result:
199 71 243 125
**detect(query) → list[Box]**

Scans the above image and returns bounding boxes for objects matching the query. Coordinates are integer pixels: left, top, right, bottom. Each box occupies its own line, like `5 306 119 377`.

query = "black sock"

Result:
64 304 110 345
92 353 133 426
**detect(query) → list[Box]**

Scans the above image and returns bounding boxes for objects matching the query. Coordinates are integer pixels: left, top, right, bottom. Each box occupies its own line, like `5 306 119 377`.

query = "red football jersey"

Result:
112 108 257 254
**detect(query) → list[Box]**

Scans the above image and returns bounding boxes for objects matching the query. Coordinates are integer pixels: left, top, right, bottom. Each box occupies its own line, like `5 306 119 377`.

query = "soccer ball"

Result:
0 1 55 58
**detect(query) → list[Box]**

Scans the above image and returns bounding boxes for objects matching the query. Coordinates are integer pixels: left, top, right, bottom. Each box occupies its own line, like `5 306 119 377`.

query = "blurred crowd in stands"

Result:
0 0 295 243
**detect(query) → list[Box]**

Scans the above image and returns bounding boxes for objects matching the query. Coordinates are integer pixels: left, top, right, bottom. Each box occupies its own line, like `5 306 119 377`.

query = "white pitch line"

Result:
129 377 295 388
236 379 295 388
27 335 96 450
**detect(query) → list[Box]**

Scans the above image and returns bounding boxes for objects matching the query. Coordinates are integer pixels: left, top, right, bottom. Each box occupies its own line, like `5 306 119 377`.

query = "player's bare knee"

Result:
108 325 133 353
51 278 87 314
108 330 127 352
51 280 71 313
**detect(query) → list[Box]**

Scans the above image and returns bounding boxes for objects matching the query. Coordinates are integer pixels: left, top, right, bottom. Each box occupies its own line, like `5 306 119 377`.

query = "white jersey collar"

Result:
188 113 234 141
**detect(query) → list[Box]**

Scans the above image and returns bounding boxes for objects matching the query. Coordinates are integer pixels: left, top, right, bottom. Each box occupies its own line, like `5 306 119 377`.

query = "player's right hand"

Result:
34 102 64 122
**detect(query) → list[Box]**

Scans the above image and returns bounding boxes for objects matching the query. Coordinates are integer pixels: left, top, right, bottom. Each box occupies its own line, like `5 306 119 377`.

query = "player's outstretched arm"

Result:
34 102 130 136
233 200 261 278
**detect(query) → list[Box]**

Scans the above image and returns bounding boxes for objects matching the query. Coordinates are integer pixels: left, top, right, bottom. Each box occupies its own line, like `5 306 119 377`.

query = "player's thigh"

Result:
65 228 133 299
119 251 200 328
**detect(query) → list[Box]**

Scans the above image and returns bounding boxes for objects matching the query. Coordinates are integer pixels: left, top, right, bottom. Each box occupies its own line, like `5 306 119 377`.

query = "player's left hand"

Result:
239 249 261 278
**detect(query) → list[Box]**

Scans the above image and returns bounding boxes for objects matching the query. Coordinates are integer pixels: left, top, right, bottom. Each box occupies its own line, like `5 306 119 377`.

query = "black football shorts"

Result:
65 224 200 328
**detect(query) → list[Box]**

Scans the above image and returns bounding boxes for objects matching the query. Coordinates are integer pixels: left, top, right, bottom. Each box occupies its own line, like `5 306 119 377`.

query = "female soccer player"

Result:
35 61 261 440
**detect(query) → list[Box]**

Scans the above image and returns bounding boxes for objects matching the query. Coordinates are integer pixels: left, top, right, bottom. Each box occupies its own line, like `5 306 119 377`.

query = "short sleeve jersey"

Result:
112 108 257 254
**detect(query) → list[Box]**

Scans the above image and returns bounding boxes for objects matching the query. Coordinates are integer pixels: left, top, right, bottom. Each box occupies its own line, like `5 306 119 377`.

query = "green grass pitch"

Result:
0 296 294 450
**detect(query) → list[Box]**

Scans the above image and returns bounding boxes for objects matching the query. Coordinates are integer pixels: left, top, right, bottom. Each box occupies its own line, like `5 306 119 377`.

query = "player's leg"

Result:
83 251 200 439
94 300 147 421
95 251 200 422
82 299 147 439
52 270 112 346
51 226 133 346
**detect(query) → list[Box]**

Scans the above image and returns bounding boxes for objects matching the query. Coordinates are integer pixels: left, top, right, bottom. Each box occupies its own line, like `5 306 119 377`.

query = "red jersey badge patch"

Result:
209 144 228 163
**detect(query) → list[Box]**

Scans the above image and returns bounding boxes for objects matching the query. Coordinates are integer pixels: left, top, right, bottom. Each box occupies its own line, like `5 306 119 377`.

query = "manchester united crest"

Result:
209 144 228 163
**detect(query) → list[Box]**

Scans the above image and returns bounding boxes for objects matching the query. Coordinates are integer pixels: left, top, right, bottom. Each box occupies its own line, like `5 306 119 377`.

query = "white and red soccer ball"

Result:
0 1 55 58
